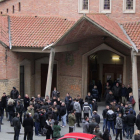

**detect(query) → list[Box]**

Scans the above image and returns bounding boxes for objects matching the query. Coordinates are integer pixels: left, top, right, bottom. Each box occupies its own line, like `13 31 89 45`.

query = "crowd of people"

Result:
0 83 140 140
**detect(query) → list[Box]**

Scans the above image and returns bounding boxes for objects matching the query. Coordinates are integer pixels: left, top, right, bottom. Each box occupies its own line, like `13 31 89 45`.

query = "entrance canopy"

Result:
53 14 132 55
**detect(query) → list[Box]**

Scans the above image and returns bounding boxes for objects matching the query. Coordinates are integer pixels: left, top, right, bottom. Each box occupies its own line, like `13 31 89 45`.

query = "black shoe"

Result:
1 123 3 125
77 125 81 127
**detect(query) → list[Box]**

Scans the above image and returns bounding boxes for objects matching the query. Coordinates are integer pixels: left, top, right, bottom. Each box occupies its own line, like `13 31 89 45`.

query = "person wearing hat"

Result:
115 112 123 140
68 110 76 133
10 87 19 100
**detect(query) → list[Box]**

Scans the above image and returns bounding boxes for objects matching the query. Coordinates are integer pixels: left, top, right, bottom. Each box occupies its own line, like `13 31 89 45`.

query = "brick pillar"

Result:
45 48 55 98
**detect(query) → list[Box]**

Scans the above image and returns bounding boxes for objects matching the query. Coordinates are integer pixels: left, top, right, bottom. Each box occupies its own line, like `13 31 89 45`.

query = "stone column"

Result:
45 48 55 98
132 50 139 113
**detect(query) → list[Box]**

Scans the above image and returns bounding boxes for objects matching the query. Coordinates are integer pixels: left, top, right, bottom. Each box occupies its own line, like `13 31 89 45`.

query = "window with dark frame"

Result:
104 0 110 10
19 2 21 11
82 0 88 10
13 5 14 13
126 0 133 10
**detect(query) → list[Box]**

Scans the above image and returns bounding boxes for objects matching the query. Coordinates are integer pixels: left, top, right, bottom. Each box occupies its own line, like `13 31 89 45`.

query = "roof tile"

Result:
10 16 75 47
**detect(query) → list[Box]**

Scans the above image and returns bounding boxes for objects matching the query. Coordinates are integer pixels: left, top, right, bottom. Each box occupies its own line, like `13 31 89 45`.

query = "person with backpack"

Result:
83 101 91 118
115 112 123 140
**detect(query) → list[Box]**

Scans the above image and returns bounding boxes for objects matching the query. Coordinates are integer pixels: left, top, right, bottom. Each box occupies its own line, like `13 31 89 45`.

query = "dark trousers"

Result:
84 113 89 119
127 126 134 139
14 129 20 140
19 113 22 123
69 127 74 133
35 122 40 135
116 129 122 140
76 113 80 126
24 131 32 140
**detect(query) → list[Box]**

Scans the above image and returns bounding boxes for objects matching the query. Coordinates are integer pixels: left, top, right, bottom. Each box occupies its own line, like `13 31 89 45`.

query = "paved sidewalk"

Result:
0 104 135 140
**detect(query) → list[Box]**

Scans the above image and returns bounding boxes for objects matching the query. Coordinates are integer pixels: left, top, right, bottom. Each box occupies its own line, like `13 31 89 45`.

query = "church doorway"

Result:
88 50 124 98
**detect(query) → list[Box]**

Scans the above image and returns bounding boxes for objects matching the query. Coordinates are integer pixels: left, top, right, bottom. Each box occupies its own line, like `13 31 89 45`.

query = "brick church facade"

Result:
0 0 140 111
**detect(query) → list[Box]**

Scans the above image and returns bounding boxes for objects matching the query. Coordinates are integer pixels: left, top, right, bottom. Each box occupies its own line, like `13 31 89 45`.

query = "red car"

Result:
57 132 103 140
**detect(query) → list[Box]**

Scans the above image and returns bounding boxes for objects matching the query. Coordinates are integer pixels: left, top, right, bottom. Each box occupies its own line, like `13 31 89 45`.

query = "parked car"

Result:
47 132 103 140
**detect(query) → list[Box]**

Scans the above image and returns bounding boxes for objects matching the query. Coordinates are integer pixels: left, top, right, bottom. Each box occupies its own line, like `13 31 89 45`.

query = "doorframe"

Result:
82 43 126 98
35 57 58 97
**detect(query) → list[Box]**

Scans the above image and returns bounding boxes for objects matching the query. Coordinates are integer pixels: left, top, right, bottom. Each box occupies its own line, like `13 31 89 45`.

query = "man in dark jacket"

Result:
127 84 132 100
92 111 100 124
24 94 30 112
10 87 19 100
122 110 128 137
112 82 121 103
13 112 21 140
106 107 116 135
60 102 67 127
33 110 40 136
89 118 98 134
52 87 60 98
1 92 8 119
23 113 34 140
106 90 114 105
85 92 93 115
126 110 136 139
121 84 127 104
102 105 109 132
136 114 140 130
16 101 23 123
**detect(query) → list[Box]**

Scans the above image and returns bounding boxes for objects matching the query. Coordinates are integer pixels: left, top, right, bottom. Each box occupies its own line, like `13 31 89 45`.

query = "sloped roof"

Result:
86 14 131 46
123 22 140 49
10 16 75 47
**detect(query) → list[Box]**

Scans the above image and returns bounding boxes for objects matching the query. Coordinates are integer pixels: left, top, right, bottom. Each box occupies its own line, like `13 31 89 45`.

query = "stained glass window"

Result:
126 0 133 9
104 0 110 9
82 0 88 10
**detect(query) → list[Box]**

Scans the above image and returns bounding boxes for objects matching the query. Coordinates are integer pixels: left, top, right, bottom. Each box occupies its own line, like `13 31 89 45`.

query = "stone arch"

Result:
82 43 126 98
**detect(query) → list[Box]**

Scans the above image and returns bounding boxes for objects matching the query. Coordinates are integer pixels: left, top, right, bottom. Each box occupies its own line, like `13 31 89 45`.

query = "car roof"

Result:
64 132 96 139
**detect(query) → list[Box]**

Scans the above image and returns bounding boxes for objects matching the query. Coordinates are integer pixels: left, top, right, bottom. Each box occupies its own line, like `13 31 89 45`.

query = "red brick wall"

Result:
0 0 140 23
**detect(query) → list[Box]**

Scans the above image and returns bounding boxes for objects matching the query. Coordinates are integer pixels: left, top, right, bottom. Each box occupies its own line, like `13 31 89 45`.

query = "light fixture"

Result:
112 56 120 60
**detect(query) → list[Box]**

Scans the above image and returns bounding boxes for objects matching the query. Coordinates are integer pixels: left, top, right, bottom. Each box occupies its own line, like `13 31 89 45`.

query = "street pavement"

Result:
0 102 136 140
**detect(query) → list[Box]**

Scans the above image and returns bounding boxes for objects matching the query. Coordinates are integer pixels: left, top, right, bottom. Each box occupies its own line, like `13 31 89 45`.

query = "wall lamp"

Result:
112 56 120 60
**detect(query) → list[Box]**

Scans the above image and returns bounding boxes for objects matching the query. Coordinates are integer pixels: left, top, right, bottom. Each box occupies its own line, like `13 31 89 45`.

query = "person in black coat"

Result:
106 90 114 105
85 92 93 116
24 94 30 112
16 101 24 123
89 118 98 134
1 92 8 119
92 111 100 124
10 87 19 100
13 112 21 140
45 118 53 139
39 109 46 131
23 113 34 140
103 129 112 140
7 101 15 126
